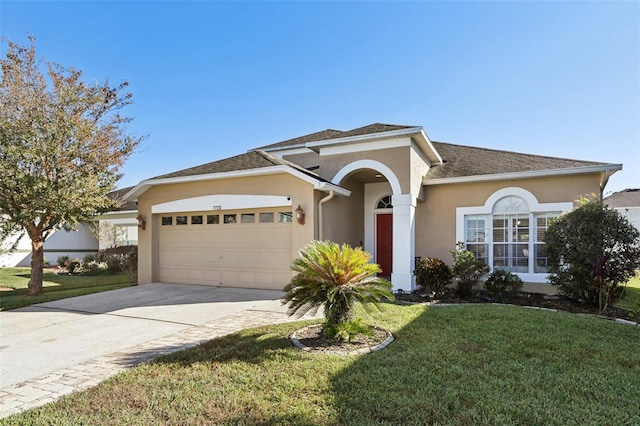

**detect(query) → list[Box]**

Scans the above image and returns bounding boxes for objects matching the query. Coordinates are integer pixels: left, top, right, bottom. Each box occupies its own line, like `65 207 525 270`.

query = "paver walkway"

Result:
0 298 321 419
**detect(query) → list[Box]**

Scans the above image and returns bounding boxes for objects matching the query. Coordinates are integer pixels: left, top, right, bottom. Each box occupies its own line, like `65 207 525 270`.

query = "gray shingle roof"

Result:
152 150 282 180
424 142 608 180
150 149 331 184
108 186 137 211
605 188 640 208
259 123 415 150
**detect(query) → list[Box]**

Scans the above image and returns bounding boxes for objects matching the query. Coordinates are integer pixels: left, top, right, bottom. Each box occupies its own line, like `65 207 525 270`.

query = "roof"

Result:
605 188 640 208
259 123 415 150
107 186 137 211
424 142 611 181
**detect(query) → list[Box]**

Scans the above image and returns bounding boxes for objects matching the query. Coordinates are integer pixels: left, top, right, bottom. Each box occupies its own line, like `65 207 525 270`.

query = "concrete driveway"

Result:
0 283 301 394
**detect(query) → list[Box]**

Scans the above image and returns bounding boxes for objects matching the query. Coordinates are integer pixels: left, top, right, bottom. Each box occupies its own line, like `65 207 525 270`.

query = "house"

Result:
0 188 138 268
0 225 98 268
124 123 622 293
605 188 640 232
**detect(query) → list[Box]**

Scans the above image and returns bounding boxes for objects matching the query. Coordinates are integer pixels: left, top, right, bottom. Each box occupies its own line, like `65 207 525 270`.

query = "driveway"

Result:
0 283 292 389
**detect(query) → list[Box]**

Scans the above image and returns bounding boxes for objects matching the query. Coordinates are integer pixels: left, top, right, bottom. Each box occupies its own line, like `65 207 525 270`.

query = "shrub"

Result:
80 260 109 276
324 318 374 343
97 245 138 277
545 196 640 311
414 257 452 294
484 269 523 301
66 258 81 274
57 255 69 267
282 240 393 337
83 254 96 264
450 242 490 297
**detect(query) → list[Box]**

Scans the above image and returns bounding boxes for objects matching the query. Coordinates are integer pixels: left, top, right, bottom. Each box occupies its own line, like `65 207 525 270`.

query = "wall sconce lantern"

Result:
295 205 305 225
136 214 146 230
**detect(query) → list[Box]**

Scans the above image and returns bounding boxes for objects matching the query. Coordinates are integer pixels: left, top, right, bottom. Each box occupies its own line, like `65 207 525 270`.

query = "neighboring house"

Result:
0 225 98 268
97 186 140 249
124 123 622 293
605 188 640 232
0 188 138 267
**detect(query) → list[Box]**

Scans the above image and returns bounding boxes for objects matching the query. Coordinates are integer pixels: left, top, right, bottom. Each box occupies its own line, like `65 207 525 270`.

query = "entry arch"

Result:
331 160 402 195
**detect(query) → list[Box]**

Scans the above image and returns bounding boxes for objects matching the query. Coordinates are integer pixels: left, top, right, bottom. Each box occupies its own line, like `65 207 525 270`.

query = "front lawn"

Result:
0 267 135 311
4 304 639 425
618 273 640 311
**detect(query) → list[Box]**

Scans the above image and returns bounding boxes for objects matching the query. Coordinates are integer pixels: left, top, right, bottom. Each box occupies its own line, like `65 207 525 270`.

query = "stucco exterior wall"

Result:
322 178 365 248
136 173 316 284
415 173 602 263
284 144 427 195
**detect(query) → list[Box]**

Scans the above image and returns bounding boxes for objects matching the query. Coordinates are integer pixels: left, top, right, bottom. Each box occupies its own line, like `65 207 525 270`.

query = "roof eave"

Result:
422 164 623 186
123 165 350 202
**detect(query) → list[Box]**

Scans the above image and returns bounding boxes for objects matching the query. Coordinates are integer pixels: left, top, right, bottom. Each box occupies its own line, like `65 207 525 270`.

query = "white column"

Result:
391 194 416 292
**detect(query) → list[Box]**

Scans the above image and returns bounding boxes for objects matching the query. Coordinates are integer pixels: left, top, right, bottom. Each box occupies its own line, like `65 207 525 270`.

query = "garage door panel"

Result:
157 214 292 290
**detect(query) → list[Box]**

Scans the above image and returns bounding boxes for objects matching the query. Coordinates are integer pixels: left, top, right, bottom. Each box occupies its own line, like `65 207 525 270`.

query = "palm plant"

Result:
283 240 393 334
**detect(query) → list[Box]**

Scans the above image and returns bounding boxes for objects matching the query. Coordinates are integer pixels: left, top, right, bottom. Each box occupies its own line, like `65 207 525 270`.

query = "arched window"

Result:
376 195 393 209
492 197 530 273
456 187 572 281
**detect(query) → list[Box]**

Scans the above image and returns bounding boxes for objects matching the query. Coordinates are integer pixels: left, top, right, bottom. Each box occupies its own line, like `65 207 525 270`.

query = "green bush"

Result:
66 258 81 274
80 260 109 276
414 257 452 294
450 242 490 298
484 269 523 301
57 255 69 267
97 245 138 277
545 196 640 311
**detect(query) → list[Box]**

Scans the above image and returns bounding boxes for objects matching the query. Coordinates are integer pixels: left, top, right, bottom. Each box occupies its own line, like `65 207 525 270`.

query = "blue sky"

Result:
2 1 639 194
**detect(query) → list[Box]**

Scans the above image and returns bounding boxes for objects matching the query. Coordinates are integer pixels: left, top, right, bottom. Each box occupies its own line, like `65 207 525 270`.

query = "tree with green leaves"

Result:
0 36 143 295
283 240 393 339
544 196 640 311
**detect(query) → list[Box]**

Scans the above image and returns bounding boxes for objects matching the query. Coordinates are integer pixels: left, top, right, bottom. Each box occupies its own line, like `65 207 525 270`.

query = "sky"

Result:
1 1 639 195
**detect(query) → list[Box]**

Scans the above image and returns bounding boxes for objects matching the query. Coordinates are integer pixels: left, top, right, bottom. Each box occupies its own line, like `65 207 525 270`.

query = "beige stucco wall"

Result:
322 178 365 247
415 173 602 264
136 173 316 284
284 144 428 196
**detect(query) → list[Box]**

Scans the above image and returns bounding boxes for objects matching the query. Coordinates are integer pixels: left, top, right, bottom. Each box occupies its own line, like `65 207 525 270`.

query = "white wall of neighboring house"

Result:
97 211 139 249
0 224 99 267
613 207 640 233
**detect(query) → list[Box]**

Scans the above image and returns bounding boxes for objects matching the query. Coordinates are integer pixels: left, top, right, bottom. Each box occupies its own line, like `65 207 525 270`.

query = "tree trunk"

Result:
28 237 45 296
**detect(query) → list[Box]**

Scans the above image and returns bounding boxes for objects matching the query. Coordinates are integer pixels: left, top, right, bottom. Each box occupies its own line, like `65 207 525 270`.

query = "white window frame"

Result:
456 187 572 283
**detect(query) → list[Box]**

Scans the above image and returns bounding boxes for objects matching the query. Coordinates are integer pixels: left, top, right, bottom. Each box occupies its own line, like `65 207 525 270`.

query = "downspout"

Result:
599 169 611 203
317 191 335 240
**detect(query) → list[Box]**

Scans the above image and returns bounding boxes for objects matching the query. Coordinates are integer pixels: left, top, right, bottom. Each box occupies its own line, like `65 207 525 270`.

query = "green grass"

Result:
4 304 639 425
0 267 135 311
618 273 640 311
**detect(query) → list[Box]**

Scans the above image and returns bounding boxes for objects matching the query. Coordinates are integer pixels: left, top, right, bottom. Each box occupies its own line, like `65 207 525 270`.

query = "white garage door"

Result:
157 210 293 290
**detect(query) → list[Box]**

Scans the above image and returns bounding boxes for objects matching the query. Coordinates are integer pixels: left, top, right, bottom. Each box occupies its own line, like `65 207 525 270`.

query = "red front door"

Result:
376 214 393 277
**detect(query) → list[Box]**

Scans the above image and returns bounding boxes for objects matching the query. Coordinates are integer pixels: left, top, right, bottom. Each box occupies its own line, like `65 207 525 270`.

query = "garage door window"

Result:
224 214 237 224
260 212 274 223
161 216 173 226
191 215 203 225
279 212 292 223
241 213 255 223
207 214 219 224
176 216 188 225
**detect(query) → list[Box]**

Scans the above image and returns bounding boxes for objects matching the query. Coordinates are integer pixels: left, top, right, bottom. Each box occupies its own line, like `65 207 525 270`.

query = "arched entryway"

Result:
329 160 416 290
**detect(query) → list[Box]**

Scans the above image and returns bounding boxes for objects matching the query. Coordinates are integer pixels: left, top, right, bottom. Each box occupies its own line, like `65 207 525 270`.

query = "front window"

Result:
463 195 559 275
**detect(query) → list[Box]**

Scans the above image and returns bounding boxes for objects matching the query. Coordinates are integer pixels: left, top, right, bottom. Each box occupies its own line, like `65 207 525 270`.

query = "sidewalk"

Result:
0 299 321 419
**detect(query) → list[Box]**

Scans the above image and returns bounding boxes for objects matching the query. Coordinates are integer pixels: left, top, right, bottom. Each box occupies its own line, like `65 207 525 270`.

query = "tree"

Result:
282 240 393 338
544 196 640 311
0 36 143 295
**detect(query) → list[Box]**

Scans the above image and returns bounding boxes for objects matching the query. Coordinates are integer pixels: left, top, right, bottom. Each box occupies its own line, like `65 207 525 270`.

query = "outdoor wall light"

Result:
137 214 146 230
295 205 305 225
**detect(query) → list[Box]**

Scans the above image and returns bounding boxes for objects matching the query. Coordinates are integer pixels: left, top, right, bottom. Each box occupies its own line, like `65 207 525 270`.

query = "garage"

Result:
157 208 294 290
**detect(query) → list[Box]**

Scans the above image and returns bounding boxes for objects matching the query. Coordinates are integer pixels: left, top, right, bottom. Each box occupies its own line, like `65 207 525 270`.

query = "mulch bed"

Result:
291 324 392 355
394 288 639 324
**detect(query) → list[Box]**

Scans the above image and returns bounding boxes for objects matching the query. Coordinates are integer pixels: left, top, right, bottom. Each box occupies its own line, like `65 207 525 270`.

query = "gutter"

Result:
317 191 335 240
